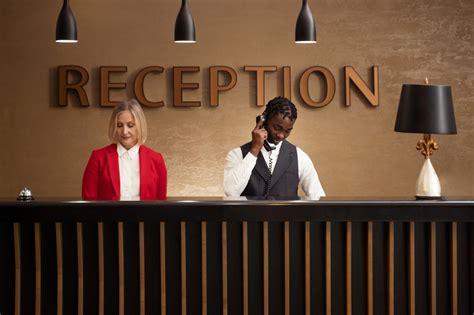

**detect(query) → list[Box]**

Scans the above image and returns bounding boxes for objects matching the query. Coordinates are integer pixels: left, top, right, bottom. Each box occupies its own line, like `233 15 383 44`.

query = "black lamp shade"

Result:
175 0 196 43
295 0 316 43
56 0 77 43
395 84 457 135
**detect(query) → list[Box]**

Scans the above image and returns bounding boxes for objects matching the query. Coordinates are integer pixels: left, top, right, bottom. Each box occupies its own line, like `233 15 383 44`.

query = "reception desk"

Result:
0 198 472 315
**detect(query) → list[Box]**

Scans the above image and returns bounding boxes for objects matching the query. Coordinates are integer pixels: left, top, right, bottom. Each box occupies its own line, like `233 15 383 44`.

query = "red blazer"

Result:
82 144 167 200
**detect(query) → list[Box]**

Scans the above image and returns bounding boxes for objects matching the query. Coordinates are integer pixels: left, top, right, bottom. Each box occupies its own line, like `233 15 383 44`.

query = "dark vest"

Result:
240 140 299 198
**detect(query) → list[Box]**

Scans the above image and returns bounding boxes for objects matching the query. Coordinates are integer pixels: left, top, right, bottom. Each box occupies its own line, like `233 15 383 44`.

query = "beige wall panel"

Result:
1 0 472 198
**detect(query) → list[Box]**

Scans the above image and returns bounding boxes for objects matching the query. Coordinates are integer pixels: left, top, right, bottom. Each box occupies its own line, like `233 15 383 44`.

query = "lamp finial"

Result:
424 77 429 84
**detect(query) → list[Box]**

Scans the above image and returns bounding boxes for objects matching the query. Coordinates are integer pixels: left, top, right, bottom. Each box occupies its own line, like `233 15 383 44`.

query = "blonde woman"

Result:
82 99 167 200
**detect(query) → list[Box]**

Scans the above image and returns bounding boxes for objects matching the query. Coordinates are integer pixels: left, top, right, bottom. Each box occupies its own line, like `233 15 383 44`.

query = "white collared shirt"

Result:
117 143 140 201
223 142 326 200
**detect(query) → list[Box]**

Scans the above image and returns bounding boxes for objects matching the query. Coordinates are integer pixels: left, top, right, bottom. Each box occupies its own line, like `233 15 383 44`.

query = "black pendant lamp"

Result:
295 0 316 44
174 0 196 43
56 0 78 43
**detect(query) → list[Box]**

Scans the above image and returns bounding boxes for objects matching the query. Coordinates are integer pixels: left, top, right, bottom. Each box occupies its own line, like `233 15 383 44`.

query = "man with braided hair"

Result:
224 96 325 199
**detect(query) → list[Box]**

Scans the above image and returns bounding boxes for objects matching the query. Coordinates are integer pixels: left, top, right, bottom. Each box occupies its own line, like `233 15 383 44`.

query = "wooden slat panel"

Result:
139 222 145 315
202 222 208 315
305 222 310 315
98 222 104 315
181 222 187 315
388 222 394 315
284 221 290 315
77 223 84 315
451 222 458 315
160 222 166 315
14 223 21 315
409 222 415 315
242 222 248 315
367 222 373 315
263 221 269 315
430 222 436 315
118 222 124 315
388 222 395 315
222 222 228 315
325 222 331 315
35 223 41 315
346 222 352 315
56 223 63 315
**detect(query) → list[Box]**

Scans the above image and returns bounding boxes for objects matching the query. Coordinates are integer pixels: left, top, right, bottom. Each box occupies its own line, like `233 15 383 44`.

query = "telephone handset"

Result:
256 115 276 151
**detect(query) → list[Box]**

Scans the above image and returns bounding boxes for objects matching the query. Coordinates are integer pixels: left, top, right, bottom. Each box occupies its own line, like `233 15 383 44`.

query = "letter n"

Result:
344 66 379 107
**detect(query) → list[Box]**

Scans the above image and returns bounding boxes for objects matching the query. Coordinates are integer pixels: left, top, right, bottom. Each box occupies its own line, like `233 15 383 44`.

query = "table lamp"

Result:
394 80 457 199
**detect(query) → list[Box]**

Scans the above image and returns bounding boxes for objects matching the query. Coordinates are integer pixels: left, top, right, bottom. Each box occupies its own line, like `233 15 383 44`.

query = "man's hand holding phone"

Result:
250 117 268 156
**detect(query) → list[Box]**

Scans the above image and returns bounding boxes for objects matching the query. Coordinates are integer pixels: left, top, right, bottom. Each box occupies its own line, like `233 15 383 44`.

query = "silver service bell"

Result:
17 187 34 201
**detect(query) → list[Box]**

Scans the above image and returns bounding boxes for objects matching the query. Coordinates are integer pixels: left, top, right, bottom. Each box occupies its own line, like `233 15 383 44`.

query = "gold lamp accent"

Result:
416 134 439 159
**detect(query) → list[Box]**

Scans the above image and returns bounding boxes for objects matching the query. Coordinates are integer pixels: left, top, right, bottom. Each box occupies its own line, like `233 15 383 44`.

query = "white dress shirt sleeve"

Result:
297 147 326 200
223 147 258 197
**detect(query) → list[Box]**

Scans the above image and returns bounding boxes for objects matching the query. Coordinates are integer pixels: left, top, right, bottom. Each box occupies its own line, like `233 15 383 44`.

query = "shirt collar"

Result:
117 143 140 158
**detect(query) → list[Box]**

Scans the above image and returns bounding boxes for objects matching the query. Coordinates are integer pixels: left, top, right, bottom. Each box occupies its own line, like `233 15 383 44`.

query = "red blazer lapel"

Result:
107 144 120 199
139 146 151 199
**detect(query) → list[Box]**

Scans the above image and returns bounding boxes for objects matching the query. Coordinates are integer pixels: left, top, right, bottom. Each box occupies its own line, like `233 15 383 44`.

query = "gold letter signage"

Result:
58 65 90 106
173 67 201 107
100 66 127 107
57 65 380 108
299 66 335 108
243 66 278 106
209 66 237 107
344 66 379 107
134 66 164 107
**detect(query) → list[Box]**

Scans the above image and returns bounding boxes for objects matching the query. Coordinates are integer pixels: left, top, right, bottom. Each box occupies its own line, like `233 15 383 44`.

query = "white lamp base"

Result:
415 158 441 199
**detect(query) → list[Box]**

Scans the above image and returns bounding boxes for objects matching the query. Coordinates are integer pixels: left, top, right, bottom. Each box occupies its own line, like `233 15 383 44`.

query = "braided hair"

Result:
262 97 297 122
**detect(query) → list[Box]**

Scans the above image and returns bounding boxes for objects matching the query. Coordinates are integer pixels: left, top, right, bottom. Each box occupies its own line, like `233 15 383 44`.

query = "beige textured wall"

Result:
1 0 473 198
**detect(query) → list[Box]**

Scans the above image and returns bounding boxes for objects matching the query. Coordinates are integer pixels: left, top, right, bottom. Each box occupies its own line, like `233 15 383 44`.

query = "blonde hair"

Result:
108 99 148 144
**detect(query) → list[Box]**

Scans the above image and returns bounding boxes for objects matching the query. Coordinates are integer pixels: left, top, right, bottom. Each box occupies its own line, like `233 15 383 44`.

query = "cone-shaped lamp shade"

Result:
395 84 457 135
175 0 196 43
56 0 77 43
295 0 316 44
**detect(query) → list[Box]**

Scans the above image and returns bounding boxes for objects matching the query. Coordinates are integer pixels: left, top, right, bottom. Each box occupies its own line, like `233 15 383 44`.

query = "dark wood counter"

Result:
1 197 473 222
0 198 473 314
